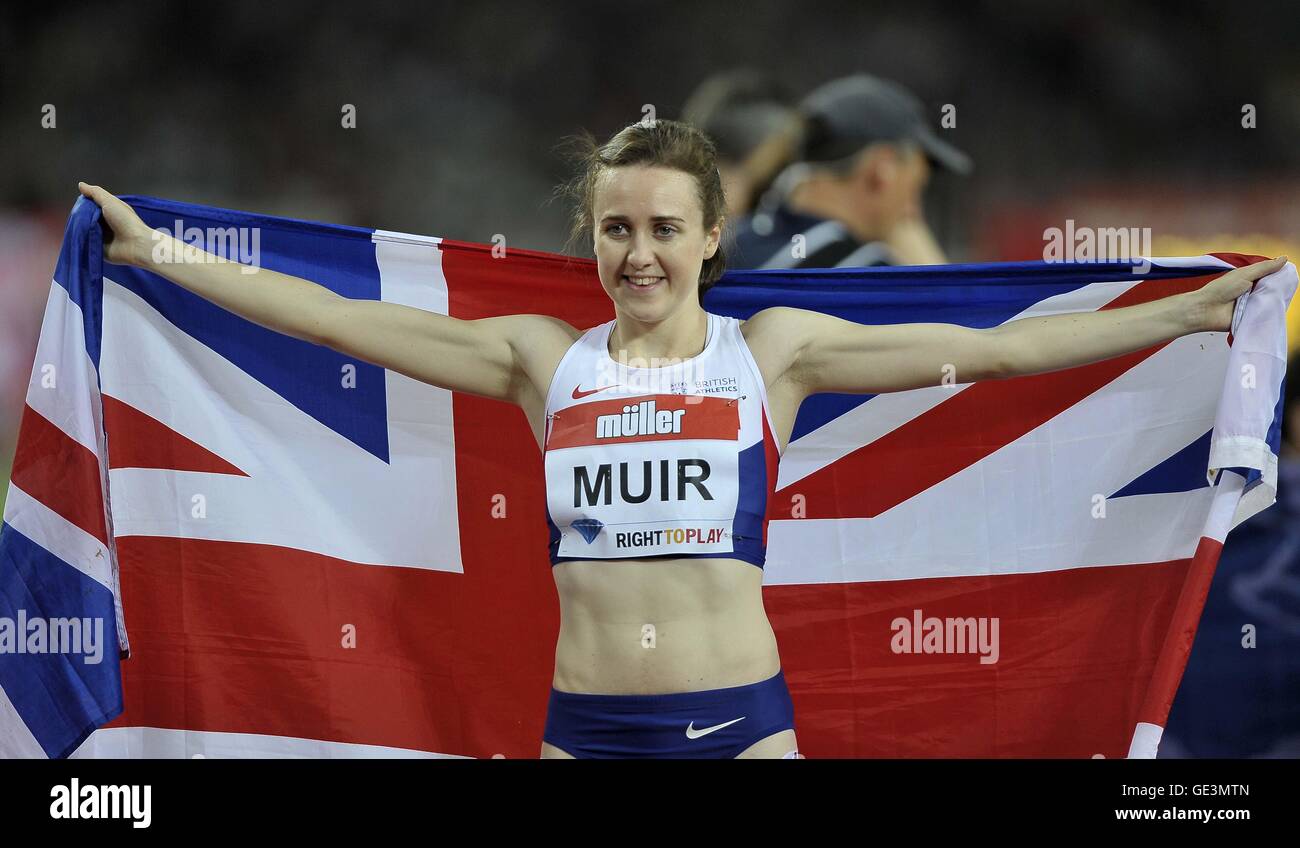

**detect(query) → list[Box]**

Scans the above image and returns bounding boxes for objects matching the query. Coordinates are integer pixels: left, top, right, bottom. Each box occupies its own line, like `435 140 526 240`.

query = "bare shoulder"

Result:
491 314 583 408
739 306 817 388
493 313 582 358
739 306 817 342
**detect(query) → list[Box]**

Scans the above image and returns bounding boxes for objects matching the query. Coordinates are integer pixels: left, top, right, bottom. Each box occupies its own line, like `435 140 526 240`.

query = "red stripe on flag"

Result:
775 274 1222 520
103 532 1194 758
103 532 561 757
761 410 779 550
764 555 1193 758
1136 534 1224 729
102 394 248 475
1207 252 1268 269
9 403 108 545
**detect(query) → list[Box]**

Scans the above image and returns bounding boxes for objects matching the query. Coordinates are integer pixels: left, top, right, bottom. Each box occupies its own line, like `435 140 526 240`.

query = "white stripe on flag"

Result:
1206 263 1296 530
778 278 1146 488
766 330 1228 585
71 727 470 759
1201 467 1249 545
15 278 129 657
100 275 463 572
777 383 966 490
23 279 106 459
3 482 114 591
1143 255 1233 271
1127 722 1165 758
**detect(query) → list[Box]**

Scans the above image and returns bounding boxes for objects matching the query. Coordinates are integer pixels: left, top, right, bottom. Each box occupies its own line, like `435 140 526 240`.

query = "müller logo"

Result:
547 393 739 451
595 400 686 439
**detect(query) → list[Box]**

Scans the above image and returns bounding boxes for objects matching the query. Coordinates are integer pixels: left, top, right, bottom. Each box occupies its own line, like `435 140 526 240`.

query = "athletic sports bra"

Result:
542 311 780 569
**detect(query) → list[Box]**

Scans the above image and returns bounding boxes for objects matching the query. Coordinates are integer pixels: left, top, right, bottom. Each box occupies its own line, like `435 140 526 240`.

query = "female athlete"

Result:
77 119 1284 759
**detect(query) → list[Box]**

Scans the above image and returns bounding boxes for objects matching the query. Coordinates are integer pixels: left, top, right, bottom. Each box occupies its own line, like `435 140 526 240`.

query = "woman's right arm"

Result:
77 183 551 404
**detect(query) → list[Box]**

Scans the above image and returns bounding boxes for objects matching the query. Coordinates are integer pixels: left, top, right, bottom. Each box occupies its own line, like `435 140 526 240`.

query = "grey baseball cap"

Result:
797 74 973 175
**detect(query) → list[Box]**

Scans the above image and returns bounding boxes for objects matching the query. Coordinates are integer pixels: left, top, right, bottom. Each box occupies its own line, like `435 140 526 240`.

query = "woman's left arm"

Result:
775 256 1288 396
992 256 1286 379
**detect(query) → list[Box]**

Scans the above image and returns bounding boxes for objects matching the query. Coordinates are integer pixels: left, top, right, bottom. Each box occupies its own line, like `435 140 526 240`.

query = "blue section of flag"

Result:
111 197 391 463
1113 430 1214 498
0 523 123 759
52 197 106 370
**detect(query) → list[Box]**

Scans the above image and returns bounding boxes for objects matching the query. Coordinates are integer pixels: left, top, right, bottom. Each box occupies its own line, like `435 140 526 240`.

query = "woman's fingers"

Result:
77 182 118 207
1239 256 1288 281
77 182 107 205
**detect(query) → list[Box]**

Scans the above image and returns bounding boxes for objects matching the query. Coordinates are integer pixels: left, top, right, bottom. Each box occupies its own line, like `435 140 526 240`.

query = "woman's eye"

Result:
603 223 674 236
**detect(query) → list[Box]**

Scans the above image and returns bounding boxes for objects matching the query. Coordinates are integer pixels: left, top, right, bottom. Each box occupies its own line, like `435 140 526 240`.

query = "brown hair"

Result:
553 119 732 304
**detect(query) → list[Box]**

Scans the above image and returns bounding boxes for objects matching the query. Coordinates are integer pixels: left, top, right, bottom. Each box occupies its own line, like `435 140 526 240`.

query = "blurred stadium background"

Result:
1 0 1297 756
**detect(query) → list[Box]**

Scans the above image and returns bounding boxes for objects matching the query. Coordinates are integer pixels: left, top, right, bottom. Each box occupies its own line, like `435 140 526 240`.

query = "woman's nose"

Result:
625 231 655 267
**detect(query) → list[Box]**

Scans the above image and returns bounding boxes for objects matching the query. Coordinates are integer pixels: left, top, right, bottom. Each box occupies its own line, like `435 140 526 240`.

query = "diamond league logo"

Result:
572 518 604 543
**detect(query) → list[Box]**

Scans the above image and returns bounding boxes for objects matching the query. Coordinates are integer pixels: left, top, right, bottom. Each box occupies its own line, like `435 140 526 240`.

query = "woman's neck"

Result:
609 308 709 363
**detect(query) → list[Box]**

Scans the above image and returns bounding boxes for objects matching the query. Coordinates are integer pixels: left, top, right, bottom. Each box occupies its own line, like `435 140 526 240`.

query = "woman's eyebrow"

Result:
599 214 687 224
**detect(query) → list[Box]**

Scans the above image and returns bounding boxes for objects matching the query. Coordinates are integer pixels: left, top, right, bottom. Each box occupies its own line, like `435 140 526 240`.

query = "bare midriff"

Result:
549 555 781 695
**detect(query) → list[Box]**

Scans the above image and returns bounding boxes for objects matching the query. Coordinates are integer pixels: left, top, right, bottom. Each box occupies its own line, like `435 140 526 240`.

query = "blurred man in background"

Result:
681 68 799 220
729 73 972 270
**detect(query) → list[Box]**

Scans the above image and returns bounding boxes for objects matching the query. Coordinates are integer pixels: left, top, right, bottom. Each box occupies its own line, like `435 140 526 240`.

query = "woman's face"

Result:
591 164 721 322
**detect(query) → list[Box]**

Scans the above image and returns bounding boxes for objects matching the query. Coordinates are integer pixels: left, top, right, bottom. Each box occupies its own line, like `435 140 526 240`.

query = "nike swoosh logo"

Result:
572 384 615 399
685 717 746 739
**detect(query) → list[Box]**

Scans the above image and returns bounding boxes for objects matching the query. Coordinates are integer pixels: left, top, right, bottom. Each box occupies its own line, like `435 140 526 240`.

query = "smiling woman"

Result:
557 120 730 300
535 119 806 759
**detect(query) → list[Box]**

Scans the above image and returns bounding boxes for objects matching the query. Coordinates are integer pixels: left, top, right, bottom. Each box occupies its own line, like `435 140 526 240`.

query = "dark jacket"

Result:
729 203 893 270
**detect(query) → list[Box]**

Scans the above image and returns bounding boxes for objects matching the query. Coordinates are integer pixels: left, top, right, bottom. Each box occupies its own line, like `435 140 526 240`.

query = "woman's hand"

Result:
1189 256 1288 333
76 182 154 267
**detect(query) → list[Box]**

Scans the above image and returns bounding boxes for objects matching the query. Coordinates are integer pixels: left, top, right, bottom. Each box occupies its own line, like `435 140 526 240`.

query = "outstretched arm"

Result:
75 182 567 404
989 257 1285 380
778 256 1287 395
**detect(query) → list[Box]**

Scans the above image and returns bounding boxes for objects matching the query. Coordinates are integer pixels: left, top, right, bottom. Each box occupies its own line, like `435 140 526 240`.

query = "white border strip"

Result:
71 726 472 759
1127 722 1164 758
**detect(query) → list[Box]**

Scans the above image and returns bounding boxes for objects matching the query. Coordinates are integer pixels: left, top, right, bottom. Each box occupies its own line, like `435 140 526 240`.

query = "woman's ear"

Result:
705 219 724 259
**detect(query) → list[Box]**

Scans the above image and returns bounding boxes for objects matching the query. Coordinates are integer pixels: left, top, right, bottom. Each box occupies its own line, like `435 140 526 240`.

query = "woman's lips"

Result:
623 275 664 292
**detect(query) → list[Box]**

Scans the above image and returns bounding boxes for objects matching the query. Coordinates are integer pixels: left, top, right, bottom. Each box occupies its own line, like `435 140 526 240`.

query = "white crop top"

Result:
542 311 780 568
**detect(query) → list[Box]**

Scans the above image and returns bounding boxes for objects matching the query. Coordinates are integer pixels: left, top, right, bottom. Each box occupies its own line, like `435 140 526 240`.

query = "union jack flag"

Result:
1 196 1292 758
